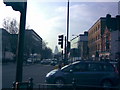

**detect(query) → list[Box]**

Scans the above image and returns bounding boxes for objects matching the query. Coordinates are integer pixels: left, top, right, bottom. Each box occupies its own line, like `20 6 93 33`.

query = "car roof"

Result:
72 60 112 65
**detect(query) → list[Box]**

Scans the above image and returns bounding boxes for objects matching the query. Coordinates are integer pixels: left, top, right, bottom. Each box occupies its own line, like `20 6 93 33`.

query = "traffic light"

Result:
3 0 27 12
58 35 64 48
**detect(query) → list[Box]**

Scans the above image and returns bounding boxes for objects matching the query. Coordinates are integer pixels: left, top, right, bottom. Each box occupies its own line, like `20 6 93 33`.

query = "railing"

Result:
38 83 120 90
2 78 119 90
12 78 33 90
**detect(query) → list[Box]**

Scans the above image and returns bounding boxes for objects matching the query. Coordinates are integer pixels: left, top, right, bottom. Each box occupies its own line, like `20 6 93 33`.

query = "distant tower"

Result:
118 1 120 15
54 46 59 54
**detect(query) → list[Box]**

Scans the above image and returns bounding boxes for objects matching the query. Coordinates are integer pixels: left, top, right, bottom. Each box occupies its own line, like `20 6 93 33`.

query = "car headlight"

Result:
46 71 56 77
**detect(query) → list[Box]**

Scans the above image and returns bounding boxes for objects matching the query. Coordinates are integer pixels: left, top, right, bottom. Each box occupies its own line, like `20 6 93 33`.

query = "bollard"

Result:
72 78 76 90
12 81 16 90
15 82 19 90
28 78 33 90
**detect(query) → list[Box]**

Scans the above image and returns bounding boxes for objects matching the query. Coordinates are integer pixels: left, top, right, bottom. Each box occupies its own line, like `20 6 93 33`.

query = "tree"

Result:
41 47 53 59
2 17 19 34
42 41 48 49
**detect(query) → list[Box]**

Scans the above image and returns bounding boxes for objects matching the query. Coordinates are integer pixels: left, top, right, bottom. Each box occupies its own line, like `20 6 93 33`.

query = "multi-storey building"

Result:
109 15 120 60
0 28 43 62
88 18 106 59
70 35 80 61
101 27 111 59
24 29 43 61
78 32 88 60
0 28 14 63
88 14 120 60
70 31 88 60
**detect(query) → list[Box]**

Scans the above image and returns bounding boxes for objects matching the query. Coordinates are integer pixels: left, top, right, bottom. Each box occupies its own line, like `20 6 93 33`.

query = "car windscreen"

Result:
61 64 73 72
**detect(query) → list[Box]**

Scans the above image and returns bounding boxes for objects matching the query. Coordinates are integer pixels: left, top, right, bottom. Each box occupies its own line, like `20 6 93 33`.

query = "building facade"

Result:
78 32 88 60
101 27 111 59
88 14 120 61
1 28 43 62
70 35 80 61
70 31 88 60
0 28 14 63
110 15 120 60
24 29 43 61
88 18 106 60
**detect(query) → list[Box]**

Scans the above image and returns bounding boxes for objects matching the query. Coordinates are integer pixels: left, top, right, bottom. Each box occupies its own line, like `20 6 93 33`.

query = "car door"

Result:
72 62 89 86
86 63 104 86
61 65 74 84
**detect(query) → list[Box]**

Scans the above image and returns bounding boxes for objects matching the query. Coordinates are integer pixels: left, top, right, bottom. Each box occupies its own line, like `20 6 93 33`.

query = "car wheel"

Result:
54 78 65 88
102 80 112 90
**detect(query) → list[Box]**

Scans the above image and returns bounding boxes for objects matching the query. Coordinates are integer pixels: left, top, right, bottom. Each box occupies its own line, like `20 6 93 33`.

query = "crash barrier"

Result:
38 83 120 90
12 78 33 90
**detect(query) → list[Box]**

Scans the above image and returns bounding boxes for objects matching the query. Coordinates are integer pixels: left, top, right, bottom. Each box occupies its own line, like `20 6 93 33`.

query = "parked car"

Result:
40 59 50 65
26 58 32 64
45 61 119 88
50 60 58 66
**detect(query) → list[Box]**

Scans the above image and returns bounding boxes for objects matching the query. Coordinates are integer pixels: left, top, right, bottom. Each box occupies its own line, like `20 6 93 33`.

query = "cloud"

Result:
68 2 118 36
33 2 118 50
29 0 120 2
0 1 118 50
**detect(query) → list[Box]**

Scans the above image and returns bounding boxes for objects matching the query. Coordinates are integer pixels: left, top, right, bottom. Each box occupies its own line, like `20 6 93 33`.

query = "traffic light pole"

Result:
66 0 69 44
15 2 27 82
65 0 69 65
64 36 67 65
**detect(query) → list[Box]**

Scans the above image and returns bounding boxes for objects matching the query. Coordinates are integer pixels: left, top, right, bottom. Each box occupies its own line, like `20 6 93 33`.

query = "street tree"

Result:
2 17 19 34
41 46 53 59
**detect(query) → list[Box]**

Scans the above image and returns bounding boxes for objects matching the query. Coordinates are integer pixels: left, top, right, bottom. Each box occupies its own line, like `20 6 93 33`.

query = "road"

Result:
2 63 120 90
2 63 54 88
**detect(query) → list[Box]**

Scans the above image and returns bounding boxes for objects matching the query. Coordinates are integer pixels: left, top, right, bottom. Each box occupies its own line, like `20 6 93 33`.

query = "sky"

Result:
0 0 119 52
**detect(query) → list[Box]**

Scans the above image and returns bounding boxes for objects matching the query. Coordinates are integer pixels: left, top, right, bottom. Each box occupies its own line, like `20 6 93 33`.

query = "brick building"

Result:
101 27 111 59
88 18 106 60
88 14 120 61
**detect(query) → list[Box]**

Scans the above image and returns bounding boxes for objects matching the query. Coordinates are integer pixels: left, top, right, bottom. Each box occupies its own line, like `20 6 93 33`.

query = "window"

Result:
103 64 114 72
88 63 102 72
73 63 87 72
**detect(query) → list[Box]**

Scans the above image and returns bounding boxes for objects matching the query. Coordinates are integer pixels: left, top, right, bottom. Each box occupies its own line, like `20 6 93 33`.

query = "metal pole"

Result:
66 0 69 43
66 0 69 64
64 36 67 65
16 2 27 82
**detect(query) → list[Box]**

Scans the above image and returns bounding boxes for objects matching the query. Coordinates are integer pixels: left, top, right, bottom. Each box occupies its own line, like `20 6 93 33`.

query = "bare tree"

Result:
2 17 19 34
42 41 48 49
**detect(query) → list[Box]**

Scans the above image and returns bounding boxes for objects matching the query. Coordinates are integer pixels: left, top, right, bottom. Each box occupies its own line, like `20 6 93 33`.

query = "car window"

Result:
73 63 87 72
88 63 102 72
103 64 114 72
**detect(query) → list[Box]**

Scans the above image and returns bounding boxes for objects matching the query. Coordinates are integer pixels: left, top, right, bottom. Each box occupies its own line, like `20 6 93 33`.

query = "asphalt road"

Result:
2 63 54 88
2 63 120 90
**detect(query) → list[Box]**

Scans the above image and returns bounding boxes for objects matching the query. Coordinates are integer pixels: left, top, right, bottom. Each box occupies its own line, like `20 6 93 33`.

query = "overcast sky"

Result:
0 0 119 52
